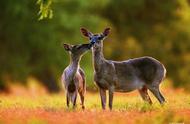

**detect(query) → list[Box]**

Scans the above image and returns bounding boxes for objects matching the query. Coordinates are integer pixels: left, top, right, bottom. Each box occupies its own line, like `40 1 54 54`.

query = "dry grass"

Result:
0 84 190 124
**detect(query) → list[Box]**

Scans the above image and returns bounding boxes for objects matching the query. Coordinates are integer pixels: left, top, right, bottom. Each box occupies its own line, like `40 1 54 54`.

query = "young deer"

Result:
81 28 166 110
62 43 92 109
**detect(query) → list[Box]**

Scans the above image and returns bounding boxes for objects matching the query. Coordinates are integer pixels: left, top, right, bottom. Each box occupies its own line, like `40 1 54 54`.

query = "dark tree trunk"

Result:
36 69 60 93
0 78 9 92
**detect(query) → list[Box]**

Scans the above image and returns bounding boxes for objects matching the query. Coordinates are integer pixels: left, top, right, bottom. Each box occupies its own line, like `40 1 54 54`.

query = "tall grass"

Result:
0 87 190 124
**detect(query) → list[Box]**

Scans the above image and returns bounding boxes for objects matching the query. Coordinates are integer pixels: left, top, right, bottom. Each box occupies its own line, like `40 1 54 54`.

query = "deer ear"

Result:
63 43 72 51
80 27 91 37
103 28 111 36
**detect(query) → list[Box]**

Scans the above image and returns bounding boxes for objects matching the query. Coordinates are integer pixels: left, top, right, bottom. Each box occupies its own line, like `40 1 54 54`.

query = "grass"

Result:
0 86 190 124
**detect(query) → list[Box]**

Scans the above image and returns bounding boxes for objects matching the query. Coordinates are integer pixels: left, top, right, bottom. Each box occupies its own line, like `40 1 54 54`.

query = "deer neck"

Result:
69 55 81 78
92 43 105 72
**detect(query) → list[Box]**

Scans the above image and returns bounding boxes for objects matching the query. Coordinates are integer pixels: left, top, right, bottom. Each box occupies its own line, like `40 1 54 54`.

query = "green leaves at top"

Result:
37 0 53 20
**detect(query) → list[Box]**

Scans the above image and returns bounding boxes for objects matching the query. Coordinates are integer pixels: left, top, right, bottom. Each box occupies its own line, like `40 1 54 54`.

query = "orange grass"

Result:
0 83 190 124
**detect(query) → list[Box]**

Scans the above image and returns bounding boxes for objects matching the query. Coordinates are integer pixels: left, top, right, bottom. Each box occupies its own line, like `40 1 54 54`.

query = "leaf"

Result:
37 0 53 20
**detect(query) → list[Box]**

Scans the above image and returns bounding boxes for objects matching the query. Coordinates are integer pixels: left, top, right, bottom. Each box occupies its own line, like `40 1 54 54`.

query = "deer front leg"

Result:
99 88 106 110
108 86 114 110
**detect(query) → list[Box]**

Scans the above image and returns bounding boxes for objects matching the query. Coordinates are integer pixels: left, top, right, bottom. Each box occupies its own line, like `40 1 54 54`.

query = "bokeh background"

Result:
1 0 190 93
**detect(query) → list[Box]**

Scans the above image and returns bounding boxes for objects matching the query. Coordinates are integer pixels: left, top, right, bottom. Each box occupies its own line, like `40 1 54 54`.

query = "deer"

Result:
61 43 92 109
80 27 166 110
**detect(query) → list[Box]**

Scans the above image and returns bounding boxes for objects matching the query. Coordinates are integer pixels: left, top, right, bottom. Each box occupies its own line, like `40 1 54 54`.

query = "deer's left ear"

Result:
103 28 111 36
63 43 72 51
80 27 92 38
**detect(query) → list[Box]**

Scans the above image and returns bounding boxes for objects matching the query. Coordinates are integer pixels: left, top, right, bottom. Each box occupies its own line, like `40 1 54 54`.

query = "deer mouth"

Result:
88 44 93 49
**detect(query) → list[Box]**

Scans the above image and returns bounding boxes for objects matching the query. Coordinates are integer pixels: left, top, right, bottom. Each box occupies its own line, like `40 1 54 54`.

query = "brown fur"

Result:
62 43 91 109
80 28 166 110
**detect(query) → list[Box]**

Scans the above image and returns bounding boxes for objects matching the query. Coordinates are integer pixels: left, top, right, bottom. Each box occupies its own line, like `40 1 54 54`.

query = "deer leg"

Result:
159 91 165 102
79 92 85 110
108 86 114 110
148 85 165 104
138 86 152 104
66 92 70 108
99 88 106 110
72 92 77 109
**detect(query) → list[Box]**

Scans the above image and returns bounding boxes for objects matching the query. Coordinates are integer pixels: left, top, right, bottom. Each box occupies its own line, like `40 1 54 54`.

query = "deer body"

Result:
81 28 166 110
62 43 91 109
93 48 166 92
62 61 85 108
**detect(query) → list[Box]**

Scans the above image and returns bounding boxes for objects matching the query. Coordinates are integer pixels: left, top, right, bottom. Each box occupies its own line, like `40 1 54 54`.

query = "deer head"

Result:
63 43 92 60
80 28 111 50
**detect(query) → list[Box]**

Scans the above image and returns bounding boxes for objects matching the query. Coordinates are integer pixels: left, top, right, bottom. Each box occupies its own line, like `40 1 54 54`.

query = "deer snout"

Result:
88 43 93 49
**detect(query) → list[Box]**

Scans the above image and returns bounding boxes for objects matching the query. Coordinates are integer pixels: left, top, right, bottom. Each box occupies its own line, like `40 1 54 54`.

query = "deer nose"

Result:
91 39 96 44
90 37 98 44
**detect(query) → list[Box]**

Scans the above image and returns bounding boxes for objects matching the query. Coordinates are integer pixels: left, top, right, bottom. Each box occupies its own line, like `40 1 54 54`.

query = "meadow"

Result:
1 1 190 124
0 81 190 124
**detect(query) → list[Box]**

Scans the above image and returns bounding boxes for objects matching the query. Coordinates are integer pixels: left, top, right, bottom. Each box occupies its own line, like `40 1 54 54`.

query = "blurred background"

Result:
0 0 190 93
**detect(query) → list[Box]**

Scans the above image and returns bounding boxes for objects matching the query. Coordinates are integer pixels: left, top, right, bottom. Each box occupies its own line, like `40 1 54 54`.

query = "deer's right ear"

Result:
80 28 91 37
63 43 72 51
103 28 111 36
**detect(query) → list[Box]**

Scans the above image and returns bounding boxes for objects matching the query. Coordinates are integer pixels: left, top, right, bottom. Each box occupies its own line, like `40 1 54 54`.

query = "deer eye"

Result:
77 44 83 49
72 46 78 50
76 46 80 49
98 37 102 40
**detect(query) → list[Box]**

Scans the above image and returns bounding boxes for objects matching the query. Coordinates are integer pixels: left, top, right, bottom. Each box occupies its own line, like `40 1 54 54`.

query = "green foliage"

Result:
37 0 53 20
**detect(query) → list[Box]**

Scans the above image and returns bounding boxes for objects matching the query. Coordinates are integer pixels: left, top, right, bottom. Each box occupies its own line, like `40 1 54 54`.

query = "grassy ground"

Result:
0 85 190 124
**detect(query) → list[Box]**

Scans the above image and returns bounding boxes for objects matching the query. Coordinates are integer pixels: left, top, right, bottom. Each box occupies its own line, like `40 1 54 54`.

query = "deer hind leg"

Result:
148 85 165 104
138 86 152 104
71 92 77 109
79 92 85 110
99 88 106 110
159 91 165 102
66 92 70 108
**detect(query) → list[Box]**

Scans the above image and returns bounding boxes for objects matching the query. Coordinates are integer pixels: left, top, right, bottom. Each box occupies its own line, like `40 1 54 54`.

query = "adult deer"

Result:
80 28 166 110
62 43 92 109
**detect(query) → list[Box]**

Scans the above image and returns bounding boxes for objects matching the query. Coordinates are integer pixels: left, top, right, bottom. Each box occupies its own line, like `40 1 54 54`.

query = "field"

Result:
0 83 190 124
